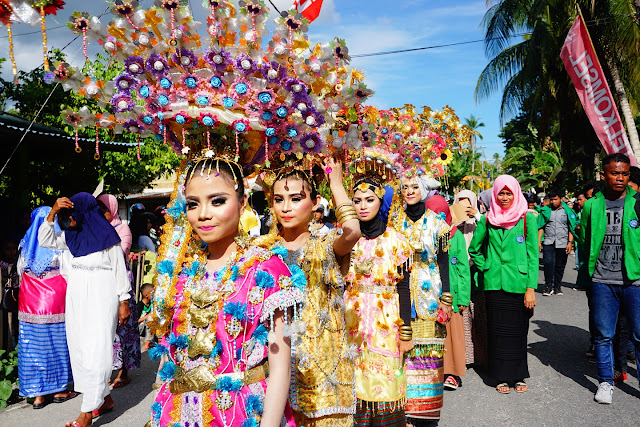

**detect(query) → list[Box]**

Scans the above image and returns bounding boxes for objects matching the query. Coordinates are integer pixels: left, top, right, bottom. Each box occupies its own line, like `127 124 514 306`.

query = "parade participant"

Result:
148 157 303 427
257 156 360 426
98 194 140 391
391 179 452 422
344 158 413 426
453 190 487 368
538 189 578 296
425 195 471 392
468 175 538 394
17 206 76 409
38 193 131 427
578 153 640 404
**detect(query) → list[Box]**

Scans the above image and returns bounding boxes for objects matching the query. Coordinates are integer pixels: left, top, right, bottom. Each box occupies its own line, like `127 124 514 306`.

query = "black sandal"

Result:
53 391 79 403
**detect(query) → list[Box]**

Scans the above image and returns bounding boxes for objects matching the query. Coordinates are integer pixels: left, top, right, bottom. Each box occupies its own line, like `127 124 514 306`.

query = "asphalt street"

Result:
1 253 638 426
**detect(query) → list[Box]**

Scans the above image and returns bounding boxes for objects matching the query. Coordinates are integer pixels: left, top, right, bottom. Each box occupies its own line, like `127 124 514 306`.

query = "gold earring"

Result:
234 222 250 249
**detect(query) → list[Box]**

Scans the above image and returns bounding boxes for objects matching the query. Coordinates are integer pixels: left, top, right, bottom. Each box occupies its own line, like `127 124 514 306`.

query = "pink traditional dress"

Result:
149 245 304 427
344 227 412 423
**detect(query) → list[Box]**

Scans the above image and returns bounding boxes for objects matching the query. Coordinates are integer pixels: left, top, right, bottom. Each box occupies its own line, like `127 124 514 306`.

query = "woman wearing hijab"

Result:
468 175 538 394
345 176 413 426
390 179 452 424
97 194 140 390
38 193 131 427
453 190 487 367
17 207 76 409
424 196 471 392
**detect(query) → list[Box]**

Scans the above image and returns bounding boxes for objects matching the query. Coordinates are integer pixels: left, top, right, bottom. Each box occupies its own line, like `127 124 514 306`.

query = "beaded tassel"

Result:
264 135 270 168
7 22 17 84
162 124 167 145
136 133 141 161
40 7 49 72
82 28 88 59
74 124 81 153
234 131 239 162
94 126 100 160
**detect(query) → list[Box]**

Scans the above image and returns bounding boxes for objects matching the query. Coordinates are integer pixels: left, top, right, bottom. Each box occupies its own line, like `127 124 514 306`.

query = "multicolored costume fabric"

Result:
150 245 304 427
17 207 72 398
393 209 450 420
344 227 412 421
270 231 355 426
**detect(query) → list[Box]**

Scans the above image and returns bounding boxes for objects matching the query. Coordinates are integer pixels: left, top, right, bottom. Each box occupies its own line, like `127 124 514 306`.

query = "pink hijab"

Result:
486 175 528 230
97 194 132 257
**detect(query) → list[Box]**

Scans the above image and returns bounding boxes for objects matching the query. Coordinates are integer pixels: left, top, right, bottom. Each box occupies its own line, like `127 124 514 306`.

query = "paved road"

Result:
1 253 639 426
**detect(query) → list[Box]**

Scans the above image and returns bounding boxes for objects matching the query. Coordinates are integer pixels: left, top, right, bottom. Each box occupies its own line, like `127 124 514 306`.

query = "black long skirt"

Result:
485 289 530 383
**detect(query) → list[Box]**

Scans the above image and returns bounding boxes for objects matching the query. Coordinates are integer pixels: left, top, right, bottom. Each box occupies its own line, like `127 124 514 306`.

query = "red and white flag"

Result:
560 14 637 165
293 0 324 23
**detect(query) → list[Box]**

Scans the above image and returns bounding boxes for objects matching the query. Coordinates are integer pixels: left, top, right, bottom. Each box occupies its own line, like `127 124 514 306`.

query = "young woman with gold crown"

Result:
341 136 414 426
387 105 473 425
55 2 374 426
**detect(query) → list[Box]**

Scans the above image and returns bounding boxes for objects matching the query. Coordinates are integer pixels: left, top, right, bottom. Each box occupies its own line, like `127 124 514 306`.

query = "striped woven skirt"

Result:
354 399 405 427
18 321 72 397
405 319 446 420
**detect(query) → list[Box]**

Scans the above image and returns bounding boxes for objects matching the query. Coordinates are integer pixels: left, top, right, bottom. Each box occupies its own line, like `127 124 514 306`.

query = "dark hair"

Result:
602 153 630 168
546 189 563 199
185 158 245 201
324 208 337 224
629 166 640 185
273 169 319 200
140 282 154 293
524 193 537 204
130 212 155 240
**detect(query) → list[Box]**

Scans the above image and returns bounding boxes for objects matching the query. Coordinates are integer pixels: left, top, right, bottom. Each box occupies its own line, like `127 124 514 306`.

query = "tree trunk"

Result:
609 61 640 163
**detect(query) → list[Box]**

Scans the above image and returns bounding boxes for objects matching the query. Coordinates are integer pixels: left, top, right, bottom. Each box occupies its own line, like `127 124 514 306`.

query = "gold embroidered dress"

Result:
270 231 356 426
344 227 412 406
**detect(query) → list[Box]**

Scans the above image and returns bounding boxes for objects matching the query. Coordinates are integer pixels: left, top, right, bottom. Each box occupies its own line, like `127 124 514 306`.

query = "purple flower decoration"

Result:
260 61 287 84
114 73 138 93
145 54 169 76
173 48 198 70
204 48 231 74
285 78 307 98
123 119 142 133
112 93 135 112
235 54 257 76
300 132 321 153
302 109 324 127
125 56 145 75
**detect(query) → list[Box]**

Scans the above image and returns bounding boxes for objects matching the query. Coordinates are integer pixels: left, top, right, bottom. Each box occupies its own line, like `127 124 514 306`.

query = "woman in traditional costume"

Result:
424 196 471 392
257 157 360 426
344 161 413 426
38 193 131 427
391 179 452 425
17 206 75 409
468 175 538 394
148 158 303 427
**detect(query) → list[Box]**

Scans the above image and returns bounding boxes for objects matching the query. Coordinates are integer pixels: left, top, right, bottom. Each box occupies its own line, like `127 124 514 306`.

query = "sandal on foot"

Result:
111 377 131 389
515 381 528 393
65 422 85 427
33 396 51 410
92 405 114 419
53 392 79 404
444 375 460 390
496 383 511 394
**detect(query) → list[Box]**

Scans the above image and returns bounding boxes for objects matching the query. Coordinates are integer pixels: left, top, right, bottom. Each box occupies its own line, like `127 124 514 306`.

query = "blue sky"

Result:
0 0 505 157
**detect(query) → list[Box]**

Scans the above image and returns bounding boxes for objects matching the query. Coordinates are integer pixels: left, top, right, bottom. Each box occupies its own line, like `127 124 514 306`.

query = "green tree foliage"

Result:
0 51 179 208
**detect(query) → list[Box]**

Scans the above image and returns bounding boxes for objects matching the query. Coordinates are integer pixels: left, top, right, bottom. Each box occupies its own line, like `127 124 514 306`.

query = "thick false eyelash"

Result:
186 202 198 209
212 197 227 205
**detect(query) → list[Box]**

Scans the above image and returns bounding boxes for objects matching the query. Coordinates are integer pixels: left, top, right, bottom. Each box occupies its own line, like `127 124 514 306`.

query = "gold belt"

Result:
154 362 269 394
349 283 397 295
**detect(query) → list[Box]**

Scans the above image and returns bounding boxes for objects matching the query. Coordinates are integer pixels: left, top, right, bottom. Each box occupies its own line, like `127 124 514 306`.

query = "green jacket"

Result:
448 231 471 312
538 202 581 244
577 187 640 283
468 212 539 293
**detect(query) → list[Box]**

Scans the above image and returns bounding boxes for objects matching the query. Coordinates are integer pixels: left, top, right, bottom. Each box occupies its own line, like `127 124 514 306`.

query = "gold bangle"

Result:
335 203 353 212
336 206 357 219
399 336 413 341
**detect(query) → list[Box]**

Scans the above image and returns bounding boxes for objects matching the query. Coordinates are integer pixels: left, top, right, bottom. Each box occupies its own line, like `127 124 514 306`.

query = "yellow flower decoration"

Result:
437 148 453 166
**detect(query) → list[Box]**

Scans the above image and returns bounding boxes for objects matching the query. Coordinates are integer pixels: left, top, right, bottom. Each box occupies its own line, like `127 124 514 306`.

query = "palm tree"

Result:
464 114 485 174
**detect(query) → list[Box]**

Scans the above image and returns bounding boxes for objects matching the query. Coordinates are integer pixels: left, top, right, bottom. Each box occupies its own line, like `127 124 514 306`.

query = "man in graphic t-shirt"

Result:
579 153 640 405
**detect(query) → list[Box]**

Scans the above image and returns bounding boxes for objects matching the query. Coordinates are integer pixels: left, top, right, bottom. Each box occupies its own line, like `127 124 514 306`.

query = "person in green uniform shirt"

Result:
468 175 538 394
425 196 471 392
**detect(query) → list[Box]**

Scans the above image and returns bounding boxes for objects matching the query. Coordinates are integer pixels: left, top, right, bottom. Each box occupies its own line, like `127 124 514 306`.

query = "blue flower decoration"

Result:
210 76 222 88
216 376 243 392
287 127 299 138
202 115 215 126
255 270 275 288
268 136 278 145
166 198 186 218
235 83 248 94
160 77 172 89
429 263 437 272
421 280 431 292
185 77 197 88
235 122 247 132
436 212 446 221
258 92 272 103
289 264 307 292
252 324 268 345
271 246 288 257
210 339 223 358
265 127 276 136
148 343 169 361
229 265 239 281
381 127 388 134
245 393 264 415
197 96 209 106
151 402 162 422
139 85 150 98
159 360 176 381
223 97 235 108
142 115 153 125
175 114 186 124
428 300 439 313
262 111 273 121
184 260 200 277
280 140 292 151
276 106 288 118
168 333 189 349
224 302 247 321
158 94 169 106
157 259 175 275
241 419 259 427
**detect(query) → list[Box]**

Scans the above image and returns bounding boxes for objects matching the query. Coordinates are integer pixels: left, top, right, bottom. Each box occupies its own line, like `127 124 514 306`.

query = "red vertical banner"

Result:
560 15 637 166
